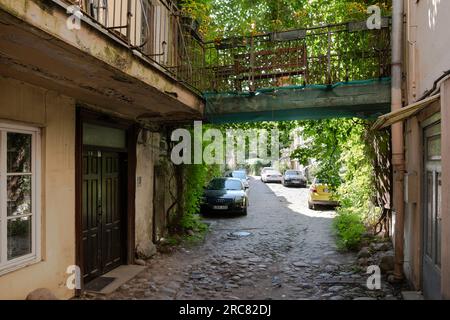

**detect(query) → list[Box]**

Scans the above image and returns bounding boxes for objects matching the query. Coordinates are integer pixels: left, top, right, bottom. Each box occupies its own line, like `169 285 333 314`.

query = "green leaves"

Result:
333 208 366 250
199 0 392 40
287 118 381 250
289 119 356 188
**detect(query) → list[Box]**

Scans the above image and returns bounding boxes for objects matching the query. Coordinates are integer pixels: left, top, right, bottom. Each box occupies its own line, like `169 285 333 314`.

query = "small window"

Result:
427 135 441 161
83 123 127 149
0 123 40 273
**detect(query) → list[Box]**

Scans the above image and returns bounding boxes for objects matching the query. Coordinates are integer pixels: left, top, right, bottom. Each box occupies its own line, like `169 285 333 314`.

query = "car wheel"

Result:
242 207 248 216
308 202 314 210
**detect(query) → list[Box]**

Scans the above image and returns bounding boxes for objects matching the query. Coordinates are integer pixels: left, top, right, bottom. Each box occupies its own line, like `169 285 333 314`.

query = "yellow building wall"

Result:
0 75 76 300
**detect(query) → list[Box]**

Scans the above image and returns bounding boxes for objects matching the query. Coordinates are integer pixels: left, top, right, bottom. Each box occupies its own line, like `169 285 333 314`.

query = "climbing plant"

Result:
165 123 222 239
181 161 221 233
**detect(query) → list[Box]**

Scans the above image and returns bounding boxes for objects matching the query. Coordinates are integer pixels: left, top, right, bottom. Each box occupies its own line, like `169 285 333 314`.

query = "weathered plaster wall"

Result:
403 116 422 290
0 75 76 299
403 0 450 297
440 79 450 299
407 0 450 100
0 0 204 120
135 130 159 258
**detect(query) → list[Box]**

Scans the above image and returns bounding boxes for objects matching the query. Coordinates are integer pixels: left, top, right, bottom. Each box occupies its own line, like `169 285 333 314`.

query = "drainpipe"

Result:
391 0 405 281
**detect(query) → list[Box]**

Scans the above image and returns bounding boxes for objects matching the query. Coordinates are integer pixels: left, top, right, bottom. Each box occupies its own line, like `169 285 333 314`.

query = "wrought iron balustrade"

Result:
69 0 203 92
61 3 391 96
199 18 391 93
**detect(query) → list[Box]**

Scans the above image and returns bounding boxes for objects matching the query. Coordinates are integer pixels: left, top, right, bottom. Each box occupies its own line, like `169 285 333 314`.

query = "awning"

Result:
372 93 441 130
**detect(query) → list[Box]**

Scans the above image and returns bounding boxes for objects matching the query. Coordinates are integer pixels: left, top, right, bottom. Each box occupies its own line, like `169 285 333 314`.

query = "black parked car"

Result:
200 178 248 215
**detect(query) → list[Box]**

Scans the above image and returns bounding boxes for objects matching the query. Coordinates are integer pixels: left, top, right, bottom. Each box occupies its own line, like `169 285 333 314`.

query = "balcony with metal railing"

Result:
0 0 205 123
0 0 393 123
63 1 393 122
200 18 391 93
70 0 203 93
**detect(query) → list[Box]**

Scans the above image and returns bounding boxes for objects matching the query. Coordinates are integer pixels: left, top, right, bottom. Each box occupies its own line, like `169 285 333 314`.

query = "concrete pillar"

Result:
441 79 450 299
135 130 157 258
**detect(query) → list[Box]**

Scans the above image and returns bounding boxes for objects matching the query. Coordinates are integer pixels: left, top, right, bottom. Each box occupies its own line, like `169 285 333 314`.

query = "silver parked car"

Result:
282 170 307 187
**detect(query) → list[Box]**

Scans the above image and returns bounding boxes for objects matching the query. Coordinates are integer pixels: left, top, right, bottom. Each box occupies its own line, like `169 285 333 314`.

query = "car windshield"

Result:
285 171 300 175
262 167 274 172
315 179 328 184
267 170 281 175
232 171 247 179
207 179 242 191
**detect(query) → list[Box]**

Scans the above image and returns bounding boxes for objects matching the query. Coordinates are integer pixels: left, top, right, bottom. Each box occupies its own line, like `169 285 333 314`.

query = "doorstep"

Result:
401 291 424 300
85 265 146 295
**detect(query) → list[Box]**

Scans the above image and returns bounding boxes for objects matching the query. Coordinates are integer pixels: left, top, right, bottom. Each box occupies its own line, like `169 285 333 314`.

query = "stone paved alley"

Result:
82 178 401 300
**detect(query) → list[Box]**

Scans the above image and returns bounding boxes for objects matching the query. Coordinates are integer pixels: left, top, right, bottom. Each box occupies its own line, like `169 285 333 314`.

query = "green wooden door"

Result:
422 121 442 300
82 150 124 282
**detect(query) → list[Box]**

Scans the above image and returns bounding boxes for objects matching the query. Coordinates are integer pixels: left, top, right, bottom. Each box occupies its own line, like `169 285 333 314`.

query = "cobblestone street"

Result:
83 177 400 300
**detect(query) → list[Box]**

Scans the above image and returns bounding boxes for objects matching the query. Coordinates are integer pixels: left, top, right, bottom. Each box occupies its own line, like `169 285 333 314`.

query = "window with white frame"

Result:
0 123 40 273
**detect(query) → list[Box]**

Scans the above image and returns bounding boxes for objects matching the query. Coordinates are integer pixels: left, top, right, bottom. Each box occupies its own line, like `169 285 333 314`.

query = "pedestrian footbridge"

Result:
187 19 392 123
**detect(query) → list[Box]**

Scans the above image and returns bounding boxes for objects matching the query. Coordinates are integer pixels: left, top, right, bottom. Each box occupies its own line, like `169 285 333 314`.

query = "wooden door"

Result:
422 122 442 300
101 152 124 273
82 150 102 282
82 150 125 282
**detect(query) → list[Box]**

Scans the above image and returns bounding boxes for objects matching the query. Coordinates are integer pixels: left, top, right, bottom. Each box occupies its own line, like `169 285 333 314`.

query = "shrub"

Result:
333 208 366 250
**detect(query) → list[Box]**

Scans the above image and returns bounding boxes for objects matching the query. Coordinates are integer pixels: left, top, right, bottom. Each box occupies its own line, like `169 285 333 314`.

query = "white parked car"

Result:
261 169 283 183
260 167 274 180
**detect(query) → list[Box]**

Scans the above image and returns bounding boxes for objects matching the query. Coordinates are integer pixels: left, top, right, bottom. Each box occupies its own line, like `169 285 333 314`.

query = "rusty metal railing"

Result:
200 18 391 93
71 0 202 93
63 2 391 96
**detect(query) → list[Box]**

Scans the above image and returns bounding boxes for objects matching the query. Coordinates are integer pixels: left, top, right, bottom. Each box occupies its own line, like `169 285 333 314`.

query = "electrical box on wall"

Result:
404 171 418 204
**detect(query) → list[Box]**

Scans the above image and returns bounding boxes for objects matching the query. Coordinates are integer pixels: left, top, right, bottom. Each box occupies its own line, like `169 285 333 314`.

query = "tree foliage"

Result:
186 0 392 39
175 0 393 249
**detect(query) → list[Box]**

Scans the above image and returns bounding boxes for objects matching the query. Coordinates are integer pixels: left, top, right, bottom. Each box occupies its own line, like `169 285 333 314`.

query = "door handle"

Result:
97 200 103 216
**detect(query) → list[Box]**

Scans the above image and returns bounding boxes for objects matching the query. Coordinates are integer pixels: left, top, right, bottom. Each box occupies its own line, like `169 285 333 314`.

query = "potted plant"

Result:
179 0 210 35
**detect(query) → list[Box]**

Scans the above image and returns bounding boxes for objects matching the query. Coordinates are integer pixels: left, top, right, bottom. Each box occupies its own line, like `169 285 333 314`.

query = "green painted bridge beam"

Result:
203 78 391 124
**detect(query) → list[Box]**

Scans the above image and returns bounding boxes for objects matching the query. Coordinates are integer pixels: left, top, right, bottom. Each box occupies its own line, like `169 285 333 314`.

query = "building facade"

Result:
0 0 203 299
376 0 450 299
402 0 450 300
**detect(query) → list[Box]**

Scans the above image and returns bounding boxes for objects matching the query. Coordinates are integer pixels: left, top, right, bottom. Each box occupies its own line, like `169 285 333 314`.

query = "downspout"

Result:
391 0 405 281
